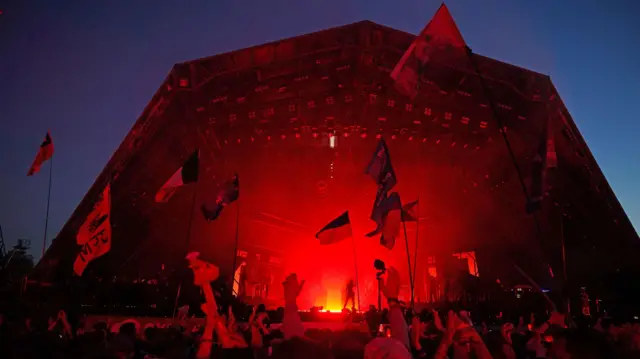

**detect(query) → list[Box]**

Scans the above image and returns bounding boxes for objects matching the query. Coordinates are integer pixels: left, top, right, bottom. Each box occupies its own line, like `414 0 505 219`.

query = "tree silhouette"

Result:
0 239 34 286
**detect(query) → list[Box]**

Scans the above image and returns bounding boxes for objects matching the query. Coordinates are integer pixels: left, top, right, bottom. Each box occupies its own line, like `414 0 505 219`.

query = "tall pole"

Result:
465 47 542 236
42 155 53 258
351 234 361 312
560 210 570 314
172 188 199 318
400 207 415 307
412 196 420 301
231 196 241 294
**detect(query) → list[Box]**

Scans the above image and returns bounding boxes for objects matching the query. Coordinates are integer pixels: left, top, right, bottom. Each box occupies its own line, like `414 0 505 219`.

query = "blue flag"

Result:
365 139 397 196
366 192 402 237
201 174 240 221
315 211 352 245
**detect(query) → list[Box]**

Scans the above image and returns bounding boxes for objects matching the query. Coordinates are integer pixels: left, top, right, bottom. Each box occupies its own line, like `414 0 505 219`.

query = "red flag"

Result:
391 4 466 98
27 132 54 176
74 184 111 276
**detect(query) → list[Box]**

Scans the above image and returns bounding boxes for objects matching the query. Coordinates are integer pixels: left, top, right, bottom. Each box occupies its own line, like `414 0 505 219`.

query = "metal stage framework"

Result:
35 14 638 308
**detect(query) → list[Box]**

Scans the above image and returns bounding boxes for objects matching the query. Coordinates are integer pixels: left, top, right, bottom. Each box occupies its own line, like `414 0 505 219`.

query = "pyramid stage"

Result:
35 7 638 313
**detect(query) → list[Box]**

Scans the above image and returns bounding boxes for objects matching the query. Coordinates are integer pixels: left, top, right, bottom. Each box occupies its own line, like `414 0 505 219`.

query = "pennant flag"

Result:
74 183 112 276
527 118 557 213
390 4 467 99
315 211 352 245
365 139 397 196
155 150 199 202
201 174 240 221
401 199 419 222
27 132 54 176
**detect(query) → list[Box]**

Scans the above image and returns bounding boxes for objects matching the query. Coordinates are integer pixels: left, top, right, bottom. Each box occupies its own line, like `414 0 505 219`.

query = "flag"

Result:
315 211 352 245
155 150 199 202
390 4 466 98
201 174 240 221
27 132 54 176
365 139 397 196
74 183 111 276
186 252 220 285
366 192 402 249
380 207 402 250
527 118 557 213
401 199 419 222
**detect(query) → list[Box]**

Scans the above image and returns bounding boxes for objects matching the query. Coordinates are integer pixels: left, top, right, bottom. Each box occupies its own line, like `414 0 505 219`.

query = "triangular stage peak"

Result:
421 3 466 47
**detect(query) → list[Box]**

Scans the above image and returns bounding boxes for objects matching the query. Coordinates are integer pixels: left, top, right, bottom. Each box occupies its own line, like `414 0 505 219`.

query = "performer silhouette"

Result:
343 279 356 311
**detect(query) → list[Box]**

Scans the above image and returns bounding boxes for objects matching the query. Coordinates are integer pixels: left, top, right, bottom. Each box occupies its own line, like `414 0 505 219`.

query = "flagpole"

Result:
400 207 415 307
412 196 419 300
351 234 361 312
560 209 570 314
42 154 53 258
231 194 241 294
172 188 199 318
465 47 542 235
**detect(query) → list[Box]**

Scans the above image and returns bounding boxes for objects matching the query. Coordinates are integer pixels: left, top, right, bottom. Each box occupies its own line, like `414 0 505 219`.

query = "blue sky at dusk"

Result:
0 0 638 258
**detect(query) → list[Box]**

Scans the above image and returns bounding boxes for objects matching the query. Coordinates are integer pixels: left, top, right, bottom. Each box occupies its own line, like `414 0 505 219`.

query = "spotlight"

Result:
312 132 318 138
376 133 382 139
360 132 367 139
295 133 301 139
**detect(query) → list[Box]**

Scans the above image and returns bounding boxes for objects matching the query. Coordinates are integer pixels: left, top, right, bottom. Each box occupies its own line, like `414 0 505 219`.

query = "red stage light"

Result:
408 136 413 141
376 134 382 139
391 135 397 140
343 132 349 138
281 134 287 140
295 133 301 139
312 133 318 138
360 133 367 139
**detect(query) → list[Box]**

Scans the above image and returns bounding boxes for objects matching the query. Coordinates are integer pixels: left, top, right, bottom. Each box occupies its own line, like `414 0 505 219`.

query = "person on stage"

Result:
343 279 356 312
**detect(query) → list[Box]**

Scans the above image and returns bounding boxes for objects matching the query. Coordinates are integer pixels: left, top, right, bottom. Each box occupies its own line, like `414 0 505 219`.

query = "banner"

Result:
74 183 112 276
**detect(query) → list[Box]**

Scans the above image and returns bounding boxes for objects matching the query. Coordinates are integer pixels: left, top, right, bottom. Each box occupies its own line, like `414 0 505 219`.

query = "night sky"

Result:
1 0 638 259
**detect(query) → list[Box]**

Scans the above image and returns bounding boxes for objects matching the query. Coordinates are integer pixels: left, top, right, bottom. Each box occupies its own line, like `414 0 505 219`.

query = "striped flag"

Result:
155 150 199 202
315 211 352 245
